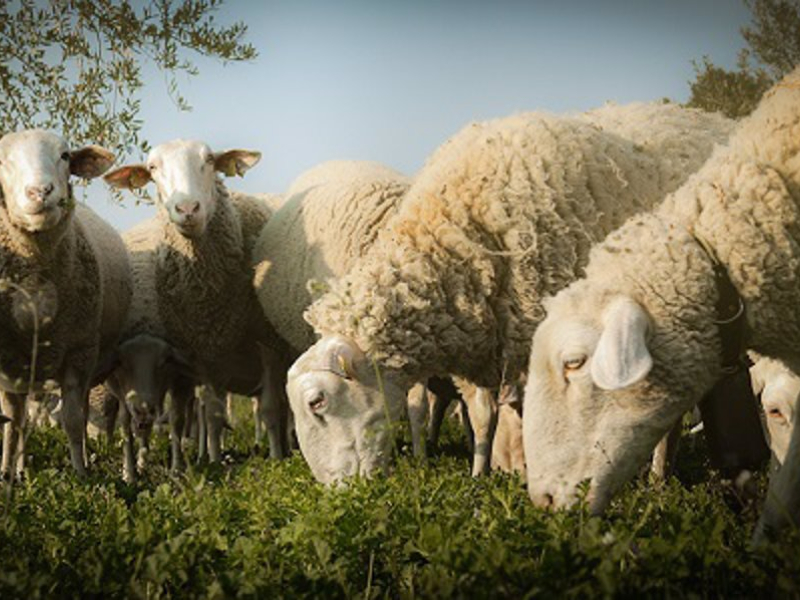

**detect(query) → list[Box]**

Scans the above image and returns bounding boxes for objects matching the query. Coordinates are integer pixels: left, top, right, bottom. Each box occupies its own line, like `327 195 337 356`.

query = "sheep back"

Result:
253 160 410 352
306 104 734 386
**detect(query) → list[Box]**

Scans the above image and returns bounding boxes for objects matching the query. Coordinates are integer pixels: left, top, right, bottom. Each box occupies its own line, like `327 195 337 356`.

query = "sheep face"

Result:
115 335 188 434
0 130 114 232
286 335 407 484
103 140 260 239
523 292 700 514
751 359 798 466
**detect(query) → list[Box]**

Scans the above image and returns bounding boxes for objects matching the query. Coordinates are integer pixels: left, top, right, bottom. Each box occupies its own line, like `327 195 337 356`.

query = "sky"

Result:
85 0 753 231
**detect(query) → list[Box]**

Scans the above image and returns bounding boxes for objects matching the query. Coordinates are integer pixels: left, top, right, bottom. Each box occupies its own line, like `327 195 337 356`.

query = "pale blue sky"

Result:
87 0 753 230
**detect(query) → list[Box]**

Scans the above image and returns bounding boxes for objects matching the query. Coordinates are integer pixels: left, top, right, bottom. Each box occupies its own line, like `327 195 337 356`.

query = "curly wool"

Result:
0 202 132 388
253 161 410 353
154 179 274 389
306 103 734 387
555 67 800 414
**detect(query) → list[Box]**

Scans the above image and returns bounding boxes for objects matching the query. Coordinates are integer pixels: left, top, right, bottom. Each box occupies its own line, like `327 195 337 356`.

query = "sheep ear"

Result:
748 358 767 396
104 165 152 190
70 145 116 179
590 297 653 390
319 336 362 380
214 149 261 177
0 413 10 425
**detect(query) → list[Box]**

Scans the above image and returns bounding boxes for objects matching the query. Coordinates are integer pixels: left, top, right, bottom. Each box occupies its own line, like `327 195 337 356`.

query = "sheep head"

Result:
0 129 114 232
751 357 798 466
114 334 191 434
103 140 260 239
286 334 407 484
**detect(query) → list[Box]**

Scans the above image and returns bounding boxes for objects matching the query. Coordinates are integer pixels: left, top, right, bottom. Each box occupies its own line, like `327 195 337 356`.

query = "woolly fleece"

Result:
253 160 410 353
305 103 734 388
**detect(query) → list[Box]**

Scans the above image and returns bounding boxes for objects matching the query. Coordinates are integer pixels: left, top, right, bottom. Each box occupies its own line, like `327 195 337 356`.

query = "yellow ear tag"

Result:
337 355 351 379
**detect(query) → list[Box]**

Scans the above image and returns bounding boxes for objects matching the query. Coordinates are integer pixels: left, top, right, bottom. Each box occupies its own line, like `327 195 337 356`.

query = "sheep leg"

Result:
60 369 89 477
463 386 498 477
204 387 226 464
137 428 151 472
196 388 208 463
426 391 451 455
253 396 264 447
459 399 476 454
650 417 682 480
169 379 193 472
222 393 235 451
119 401 136 483
406 383 429 460
257 360 288 460
1 392 27 478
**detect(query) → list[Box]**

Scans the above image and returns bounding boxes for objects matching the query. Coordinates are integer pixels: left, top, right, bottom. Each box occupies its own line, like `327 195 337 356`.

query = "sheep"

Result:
285 102 735 483
252 160 414 453
520 68 800 541
104 139 288 465
750 354 798 467
0 130 129 477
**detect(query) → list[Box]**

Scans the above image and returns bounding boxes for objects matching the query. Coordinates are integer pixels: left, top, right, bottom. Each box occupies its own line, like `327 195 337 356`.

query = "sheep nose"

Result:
25 183 54 202
531 491 555 509
175 200 200 216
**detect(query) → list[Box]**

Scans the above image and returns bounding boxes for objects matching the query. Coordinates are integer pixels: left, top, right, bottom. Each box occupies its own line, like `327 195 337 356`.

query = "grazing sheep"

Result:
104 140 288 465
750 354 798 467
0 130 129 477
520 68 800 540
252 160 414 453
286 102 734 483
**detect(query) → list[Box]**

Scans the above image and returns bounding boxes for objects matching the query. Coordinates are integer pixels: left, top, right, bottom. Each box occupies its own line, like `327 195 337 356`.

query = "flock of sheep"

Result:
1 66 799 546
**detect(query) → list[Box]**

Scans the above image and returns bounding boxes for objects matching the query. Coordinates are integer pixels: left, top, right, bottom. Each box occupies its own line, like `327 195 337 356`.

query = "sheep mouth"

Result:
22 201 61 216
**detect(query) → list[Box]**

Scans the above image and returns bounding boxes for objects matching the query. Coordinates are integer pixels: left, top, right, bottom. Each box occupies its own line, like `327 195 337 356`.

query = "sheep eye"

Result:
148 164 157 172
563 355 587 371
205 154 215 164
767 407 786 422
308 392 328 415
60 151 70 162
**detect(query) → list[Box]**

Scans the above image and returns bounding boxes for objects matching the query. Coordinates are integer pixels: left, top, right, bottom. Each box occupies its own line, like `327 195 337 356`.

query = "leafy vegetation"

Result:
0 0 256 158
1 403 798 599
687 0 800 118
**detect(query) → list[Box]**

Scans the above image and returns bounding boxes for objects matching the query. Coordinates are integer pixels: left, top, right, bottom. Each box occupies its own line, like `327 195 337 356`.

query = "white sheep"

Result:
286 102 734 483
0 130 130 477
104 139 288 466
520 68 800 541
750 354 798 467
252 160 416 456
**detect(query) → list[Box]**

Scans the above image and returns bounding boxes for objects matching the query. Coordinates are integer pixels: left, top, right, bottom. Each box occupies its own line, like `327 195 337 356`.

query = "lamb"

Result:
520 68 800 541
104 139 288 465
285 102 735 483
0 129 130 477
750 355 798 467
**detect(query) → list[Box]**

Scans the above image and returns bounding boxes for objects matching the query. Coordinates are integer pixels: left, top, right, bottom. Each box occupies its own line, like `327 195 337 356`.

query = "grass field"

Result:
1 401 798 599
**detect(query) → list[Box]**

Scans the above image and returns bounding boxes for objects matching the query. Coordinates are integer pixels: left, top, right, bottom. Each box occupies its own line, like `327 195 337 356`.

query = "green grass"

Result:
1 403 798 599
